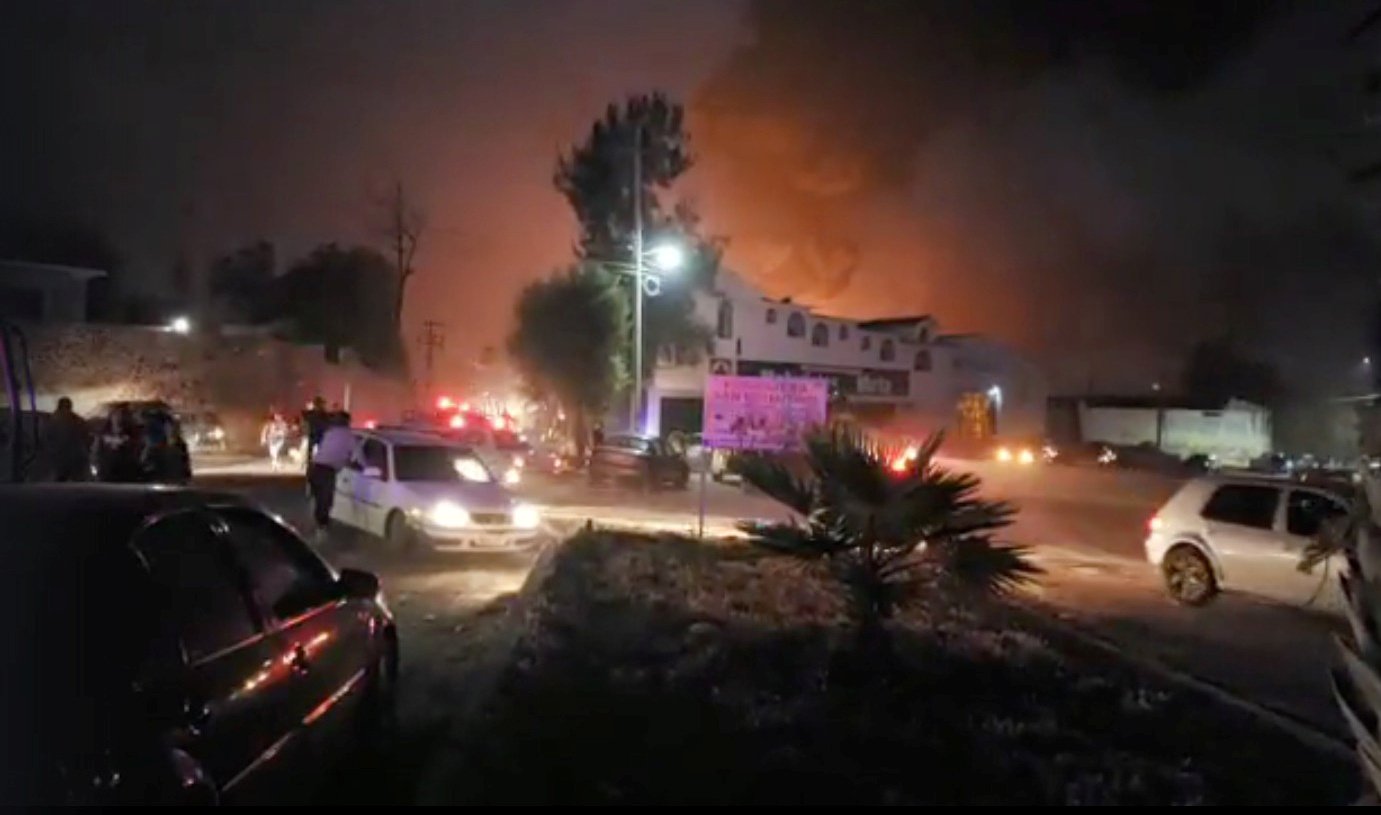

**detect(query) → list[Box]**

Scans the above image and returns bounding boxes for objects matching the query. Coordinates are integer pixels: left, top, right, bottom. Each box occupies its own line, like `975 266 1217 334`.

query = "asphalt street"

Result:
201 461 1349 741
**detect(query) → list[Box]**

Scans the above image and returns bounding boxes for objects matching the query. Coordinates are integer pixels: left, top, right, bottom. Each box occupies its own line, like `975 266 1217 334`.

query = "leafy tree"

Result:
736 428 1038 671
210 240 277 324
508 267 627 457
277 244 404 371
555 93 719 381
1180 335 1283 407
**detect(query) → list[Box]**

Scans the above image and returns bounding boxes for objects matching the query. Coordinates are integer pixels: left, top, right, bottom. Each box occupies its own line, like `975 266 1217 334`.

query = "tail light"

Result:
1148 515 1163 533
449 414 466 429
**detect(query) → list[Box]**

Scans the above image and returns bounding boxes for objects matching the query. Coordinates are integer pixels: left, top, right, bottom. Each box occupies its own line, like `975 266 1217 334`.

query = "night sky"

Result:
4 0 1380 395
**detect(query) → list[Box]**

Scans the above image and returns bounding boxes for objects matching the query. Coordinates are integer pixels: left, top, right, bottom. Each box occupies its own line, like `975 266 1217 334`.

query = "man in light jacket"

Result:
308 412 354 542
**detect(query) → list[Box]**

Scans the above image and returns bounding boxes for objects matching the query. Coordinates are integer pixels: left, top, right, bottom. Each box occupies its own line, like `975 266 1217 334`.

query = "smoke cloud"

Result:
691 0 1378 392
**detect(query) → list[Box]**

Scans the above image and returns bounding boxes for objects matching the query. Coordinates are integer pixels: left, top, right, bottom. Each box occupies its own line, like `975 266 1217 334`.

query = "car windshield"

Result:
605 435 651 453
394 445 493 483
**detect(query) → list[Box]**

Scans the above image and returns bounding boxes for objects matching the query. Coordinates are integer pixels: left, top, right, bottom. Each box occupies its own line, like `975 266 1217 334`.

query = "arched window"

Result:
838 324 850 341
765 307 778 325
786 312 806 337
811 323 829 347
914 349 932 371
716 299 734 339
880 339 895 362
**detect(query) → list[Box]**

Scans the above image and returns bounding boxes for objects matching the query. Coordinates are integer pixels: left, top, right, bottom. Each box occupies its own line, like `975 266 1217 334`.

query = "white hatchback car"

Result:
332 428 543 553
1144 475 1349 612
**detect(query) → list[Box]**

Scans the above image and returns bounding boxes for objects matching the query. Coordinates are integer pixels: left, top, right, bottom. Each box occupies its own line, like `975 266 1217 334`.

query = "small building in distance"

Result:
648 270 1046 440
1048 394 1272 465
0 259 107 323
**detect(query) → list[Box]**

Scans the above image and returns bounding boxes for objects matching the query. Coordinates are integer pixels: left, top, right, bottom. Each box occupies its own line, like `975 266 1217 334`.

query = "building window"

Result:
861 335 872 351
918 327 929 343
914 349 931 371
787 312 806 337
766 307 778 325
811 323 829 347
716 299 734 339
838 324 849 341
880 339 895 362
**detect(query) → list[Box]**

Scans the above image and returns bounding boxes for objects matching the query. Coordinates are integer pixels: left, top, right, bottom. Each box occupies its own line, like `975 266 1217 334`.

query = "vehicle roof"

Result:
0 484 249 535
360 426 477 448
1186 473 1351 496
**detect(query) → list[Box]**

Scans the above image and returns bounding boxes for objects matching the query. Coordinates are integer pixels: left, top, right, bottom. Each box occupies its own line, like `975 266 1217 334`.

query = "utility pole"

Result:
632 122 645 434
419 320 445 403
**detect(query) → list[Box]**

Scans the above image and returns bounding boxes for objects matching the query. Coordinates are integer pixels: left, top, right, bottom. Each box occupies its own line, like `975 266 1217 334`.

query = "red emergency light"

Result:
449 414 466 430
437 396 455 410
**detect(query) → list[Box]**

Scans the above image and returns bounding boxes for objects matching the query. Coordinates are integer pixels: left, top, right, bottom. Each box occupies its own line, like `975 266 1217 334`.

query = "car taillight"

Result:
1148 515 1163 533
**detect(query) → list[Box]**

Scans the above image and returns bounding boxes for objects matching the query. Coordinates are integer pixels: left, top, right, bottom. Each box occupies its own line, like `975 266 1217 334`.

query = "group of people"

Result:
46 397 191 484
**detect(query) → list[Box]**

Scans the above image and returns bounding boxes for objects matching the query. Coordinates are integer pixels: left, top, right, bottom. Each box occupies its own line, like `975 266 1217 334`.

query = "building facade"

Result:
0 260 107 323
647 271 1045 439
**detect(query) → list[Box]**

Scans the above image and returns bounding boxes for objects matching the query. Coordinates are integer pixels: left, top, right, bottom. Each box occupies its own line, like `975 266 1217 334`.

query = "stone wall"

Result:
14 323 412 449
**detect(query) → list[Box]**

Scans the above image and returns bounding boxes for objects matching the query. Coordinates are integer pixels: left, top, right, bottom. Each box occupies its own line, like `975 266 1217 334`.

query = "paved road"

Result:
202 462 1348 741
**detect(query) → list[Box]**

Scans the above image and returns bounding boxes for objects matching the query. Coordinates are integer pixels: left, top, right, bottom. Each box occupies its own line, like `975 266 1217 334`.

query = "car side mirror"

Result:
362 465 382 478
338 567 380 599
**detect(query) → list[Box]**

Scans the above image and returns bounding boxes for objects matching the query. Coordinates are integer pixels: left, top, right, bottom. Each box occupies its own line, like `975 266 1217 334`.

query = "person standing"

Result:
307 411 354 542
94 405 142 483
47 396 92 482
302 396 328 464
261 411 290 471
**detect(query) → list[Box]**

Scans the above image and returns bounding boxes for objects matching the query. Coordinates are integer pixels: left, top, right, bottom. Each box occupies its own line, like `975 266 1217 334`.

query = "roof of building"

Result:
0 259 108 281
857 315 934 330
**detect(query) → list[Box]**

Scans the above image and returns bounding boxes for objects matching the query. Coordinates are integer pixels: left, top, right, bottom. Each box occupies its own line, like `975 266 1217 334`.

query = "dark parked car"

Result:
588 434 690 490
0 485 397 806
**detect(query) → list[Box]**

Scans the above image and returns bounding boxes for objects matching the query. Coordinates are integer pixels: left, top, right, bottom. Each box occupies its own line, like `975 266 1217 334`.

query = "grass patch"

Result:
439 531 1357 805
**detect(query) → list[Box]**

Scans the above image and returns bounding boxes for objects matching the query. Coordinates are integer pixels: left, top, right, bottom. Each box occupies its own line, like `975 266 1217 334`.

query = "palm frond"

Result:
929 537 1043 596
736 453 814 514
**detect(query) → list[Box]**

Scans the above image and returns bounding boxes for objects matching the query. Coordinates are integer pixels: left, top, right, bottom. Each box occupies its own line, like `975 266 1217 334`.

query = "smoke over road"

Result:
691 0 1379 392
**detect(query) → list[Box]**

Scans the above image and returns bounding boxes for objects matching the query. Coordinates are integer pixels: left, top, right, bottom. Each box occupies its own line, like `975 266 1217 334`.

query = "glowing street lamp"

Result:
648 241 685 273
168 315 192 335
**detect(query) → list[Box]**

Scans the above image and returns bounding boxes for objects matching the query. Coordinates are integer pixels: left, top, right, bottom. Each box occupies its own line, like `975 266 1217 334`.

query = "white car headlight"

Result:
209 427 225 440
512 504 541 530
429 500 472 528
504 467 521 485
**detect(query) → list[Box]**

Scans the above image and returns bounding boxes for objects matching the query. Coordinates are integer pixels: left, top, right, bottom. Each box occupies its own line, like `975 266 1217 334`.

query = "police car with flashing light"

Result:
331 427 543 553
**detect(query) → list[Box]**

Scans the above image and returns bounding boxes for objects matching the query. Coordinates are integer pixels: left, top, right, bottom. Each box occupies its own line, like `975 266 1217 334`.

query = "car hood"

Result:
397 480 519 511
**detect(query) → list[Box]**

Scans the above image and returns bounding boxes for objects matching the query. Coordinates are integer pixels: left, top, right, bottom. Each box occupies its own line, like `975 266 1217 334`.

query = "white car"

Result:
332 428 543 553
389 421 526 486
1144 475 1349 612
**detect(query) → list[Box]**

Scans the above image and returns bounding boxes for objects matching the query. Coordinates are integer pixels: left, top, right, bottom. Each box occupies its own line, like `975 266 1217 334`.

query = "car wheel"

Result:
1162 545 1218 606
383 511 415 554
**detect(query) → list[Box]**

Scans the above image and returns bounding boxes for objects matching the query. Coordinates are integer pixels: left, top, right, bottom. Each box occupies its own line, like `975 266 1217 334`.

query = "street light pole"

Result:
631 123 645 433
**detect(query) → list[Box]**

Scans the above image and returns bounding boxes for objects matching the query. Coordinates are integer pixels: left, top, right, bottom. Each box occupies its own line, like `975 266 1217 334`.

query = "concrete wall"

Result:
17 323 411 448
1077 401 1271 465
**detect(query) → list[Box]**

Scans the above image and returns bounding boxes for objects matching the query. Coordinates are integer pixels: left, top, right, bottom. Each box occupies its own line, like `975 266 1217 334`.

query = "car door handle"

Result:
289 644 311 676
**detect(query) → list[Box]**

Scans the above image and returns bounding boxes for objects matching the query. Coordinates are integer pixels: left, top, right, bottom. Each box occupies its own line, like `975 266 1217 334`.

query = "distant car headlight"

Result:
996 446 1013 462
429 500 472 528
504 467 522 485
1018 448 1035 465
208 427 225 441
512 504 541 530
513 455 525 468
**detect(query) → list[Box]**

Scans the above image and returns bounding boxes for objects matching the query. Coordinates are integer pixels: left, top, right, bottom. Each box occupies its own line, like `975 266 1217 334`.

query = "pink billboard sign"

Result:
702 375 828 451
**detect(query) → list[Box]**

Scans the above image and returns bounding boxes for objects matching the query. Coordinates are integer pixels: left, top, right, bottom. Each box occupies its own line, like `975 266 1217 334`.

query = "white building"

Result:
0 260 107 323
647 271 1045 439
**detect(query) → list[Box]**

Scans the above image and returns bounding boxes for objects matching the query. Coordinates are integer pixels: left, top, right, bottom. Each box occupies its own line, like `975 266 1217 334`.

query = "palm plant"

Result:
735 426 1040 666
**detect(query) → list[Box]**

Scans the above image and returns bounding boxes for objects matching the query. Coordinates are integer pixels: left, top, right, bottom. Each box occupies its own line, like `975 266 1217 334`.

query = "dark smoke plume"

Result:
692 0 1377 392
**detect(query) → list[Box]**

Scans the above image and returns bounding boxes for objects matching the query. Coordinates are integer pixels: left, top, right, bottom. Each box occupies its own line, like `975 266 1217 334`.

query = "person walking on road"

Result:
261 411 290 471
307 411 353 543
48 396 92 482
